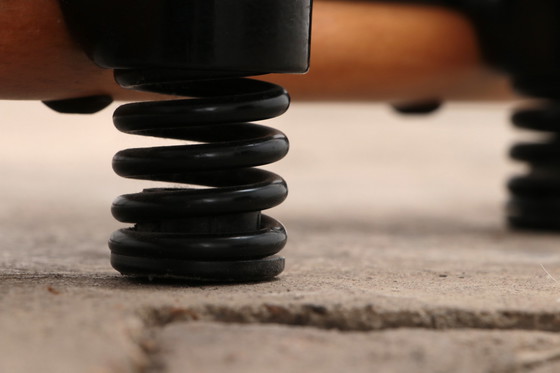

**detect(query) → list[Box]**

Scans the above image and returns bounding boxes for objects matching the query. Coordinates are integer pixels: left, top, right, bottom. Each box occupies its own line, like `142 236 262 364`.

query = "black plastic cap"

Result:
59 0 311 74
459 0 560 96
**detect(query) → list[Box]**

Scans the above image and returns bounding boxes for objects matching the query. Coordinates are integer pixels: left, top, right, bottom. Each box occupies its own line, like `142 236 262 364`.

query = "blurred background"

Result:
0 101 519 232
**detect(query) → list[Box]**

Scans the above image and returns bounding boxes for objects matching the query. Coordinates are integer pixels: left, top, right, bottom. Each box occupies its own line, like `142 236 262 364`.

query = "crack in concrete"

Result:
134 328 167 373
517 347 560 372
136 303 560 332
129 303 560 373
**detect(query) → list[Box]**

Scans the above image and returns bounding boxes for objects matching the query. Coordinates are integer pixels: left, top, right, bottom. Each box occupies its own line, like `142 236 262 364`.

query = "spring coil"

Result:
108 69 290 281
508 100 560 230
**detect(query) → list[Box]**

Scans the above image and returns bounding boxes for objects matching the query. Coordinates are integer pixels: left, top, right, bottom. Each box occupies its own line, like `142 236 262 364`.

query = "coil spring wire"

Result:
108 69 290 281
508 100 560 230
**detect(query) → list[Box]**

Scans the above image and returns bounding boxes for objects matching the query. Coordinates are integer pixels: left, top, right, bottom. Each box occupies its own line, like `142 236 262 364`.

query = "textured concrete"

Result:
2 102 560 372
156 324 560 373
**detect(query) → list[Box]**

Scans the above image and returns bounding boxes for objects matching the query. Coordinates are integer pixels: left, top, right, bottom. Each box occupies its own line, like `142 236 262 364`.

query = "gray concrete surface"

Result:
2 102 560 372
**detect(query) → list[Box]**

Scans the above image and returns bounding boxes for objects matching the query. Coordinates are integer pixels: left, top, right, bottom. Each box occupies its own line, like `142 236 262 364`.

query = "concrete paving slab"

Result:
2 102 560 372
154 323 560 373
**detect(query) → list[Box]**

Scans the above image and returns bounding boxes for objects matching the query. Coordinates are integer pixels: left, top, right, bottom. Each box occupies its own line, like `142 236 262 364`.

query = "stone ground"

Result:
2 101 560 372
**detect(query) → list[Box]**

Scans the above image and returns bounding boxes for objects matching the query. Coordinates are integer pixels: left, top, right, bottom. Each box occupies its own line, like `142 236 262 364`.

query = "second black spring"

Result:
108 69 290 282
508 100 560 230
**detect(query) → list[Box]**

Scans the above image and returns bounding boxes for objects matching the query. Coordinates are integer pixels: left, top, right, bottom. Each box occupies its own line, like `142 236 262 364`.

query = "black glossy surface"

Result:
111 254 285 282
59 0 311 74
110 215 286 261
109 70 290 281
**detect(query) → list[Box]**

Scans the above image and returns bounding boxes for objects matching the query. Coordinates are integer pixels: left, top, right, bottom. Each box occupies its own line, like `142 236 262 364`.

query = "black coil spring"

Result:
108 69 290 281
508 100 560 230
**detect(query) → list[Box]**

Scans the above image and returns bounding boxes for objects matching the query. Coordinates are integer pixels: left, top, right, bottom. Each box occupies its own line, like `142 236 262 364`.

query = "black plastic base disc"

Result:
111 254 285 282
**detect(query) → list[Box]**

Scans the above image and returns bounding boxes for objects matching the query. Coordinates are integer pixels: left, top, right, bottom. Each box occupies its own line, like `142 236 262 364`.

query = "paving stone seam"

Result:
136 304 560 333
132 311 560 373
